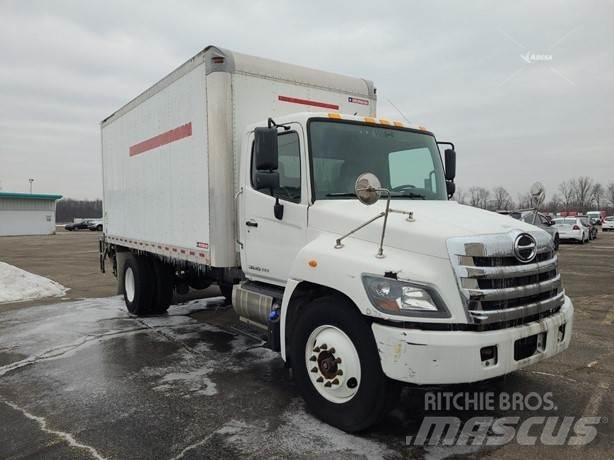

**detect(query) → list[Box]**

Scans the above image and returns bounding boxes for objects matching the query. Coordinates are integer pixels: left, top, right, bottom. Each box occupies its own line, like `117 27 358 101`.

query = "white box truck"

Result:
100 45 573 432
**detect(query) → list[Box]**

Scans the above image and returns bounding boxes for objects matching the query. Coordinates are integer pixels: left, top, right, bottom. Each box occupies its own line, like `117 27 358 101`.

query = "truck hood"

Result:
308 200 544 259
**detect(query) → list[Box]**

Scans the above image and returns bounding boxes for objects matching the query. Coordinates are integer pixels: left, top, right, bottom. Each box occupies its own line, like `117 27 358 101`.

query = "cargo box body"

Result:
101 46 375 268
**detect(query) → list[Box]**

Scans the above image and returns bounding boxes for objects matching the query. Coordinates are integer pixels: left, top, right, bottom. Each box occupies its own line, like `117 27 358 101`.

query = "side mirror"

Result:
444 148 456 181
354 173 382 205
254 127 278 170
446 181 456 197
254 171 279 191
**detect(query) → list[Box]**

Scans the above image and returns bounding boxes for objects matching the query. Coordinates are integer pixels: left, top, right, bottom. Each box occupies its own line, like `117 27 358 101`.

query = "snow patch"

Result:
0 261 68 303
208 400 395 459
157 367 217 396
142 349 218 397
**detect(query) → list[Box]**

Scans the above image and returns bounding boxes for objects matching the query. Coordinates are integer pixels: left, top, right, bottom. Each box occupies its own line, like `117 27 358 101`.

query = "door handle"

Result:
245 220 258 228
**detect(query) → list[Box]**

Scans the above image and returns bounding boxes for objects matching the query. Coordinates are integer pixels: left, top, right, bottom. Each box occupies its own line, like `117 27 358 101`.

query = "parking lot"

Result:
0 230 613 459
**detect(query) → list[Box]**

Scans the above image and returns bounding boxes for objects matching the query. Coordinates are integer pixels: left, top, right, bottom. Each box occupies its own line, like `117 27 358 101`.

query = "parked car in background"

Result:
602 216 614 232
65 220 93 231
520 211 560 250
552 217 590 244
579 216 598 240
88 219 103 231
587 210 606 224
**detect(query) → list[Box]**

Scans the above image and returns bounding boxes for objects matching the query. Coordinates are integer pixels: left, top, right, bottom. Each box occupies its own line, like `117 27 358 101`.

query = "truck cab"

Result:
233 111 573 431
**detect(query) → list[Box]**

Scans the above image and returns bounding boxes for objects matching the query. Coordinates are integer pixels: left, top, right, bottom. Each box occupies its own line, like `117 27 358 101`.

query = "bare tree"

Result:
517 192 533 209
547 193 562 212
591 183 604 209
469 186 489 208
56 199 103 223
558 180 575 211
607 183 614 207
572 176 594 211
492 186 513 210
469 186 480 208
454 186 467 204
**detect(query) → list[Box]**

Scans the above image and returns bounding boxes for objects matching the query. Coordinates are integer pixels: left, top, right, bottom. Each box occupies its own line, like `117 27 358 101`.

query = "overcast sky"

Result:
1 0 613 200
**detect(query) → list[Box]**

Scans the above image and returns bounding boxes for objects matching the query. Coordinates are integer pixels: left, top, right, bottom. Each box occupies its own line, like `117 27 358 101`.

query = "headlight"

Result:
362 275 449 318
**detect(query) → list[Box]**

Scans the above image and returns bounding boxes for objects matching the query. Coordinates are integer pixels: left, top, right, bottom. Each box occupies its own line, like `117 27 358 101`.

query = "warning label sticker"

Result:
348 96 369 105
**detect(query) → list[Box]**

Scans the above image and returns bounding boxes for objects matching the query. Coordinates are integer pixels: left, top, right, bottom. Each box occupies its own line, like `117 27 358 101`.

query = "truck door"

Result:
240 124 308 285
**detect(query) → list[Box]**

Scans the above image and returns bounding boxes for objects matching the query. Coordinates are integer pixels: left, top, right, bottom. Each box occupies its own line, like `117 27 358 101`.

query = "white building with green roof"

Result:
0 192 63 236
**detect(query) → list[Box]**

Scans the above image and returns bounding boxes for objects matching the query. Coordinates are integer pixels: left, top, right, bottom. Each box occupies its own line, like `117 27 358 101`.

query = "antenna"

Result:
385 97 411 125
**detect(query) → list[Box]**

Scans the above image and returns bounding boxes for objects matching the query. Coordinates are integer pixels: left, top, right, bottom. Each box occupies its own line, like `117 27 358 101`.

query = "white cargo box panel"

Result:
101 45 376 268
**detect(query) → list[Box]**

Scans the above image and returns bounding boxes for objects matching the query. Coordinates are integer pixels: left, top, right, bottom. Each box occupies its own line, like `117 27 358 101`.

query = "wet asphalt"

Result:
0 233 613 459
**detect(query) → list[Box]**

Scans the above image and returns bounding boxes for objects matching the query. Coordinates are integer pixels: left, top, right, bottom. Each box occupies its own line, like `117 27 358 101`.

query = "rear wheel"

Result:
219 283 233 304
554 234 560 251
123 255 154 315
290 296 400 432
150 259 174 314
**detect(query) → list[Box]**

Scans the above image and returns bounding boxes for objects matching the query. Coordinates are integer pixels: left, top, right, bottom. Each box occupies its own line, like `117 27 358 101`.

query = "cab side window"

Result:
251 131 301 203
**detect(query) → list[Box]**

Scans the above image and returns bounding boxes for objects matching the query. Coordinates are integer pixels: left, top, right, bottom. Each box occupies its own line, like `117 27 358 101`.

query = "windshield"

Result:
308 120 447 200
521 212 537 224
553 218 576 225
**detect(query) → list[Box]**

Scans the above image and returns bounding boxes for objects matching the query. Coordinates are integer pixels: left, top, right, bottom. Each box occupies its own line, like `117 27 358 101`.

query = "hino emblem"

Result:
514 233 537 263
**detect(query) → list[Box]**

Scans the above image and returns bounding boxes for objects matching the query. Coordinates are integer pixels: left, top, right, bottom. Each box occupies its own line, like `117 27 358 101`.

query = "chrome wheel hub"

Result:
305 325 361 403
125 267 135 303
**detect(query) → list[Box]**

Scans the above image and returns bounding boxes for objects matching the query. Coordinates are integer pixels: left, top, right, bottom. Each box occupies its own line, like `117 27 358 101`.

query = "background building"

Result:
0 192 63 236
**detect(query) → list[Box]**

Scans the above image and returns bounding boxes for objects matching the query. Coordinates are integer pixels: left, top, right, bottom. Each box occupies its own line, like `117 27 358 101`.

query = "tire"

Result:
220 283 233 304
97 225 103 231
554 235 559 251
290 295 400 432
150 259 174 314
122 254 154 315
189 278 211 290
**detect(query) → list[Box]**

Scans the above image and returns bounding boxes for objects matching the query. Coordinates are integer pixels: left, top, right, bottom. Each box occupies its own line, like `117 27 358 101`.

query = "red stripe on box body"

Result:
129 122 192 156
278 95 339 110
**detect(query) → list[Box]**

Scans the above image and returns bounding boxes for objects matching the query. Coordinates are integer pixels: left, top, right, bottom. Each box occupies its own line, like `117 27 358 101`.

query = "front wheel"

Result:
554 235 560 251
290 296 399 432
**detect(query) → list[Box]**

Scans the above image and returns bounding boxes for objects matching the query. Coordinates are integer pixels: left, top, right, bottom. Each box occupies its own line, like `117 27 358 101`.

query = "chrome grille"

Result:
448 231 563 324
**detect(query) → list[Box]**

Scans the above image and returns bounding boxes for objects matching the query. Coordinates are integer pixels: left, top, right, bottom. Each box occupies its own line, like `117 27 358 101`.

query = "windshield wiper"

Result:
326 191 425 199
325 192 357 197
390 191 425 199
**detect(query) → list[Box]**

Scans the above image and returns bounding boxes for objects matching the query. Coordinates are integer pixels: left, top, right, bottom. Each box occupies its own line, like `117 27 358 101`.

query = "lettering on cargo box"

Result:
129 122 192 156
